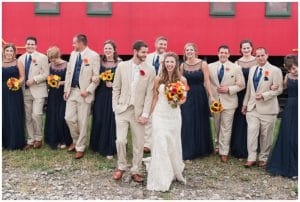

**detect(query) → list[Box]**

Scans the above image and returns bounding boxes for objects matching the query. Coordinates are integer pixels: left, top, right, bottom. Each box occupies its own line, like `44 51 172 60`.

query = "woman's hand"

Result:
106 81 113 88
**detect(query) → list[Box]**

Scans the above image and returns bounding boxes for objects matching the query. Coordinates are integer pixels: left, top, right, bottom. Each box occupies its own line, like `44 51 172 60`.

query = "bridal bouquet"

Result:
7 77 20 91
99 69 114 81
210 101 224 113
47 74 61 88
165 81 189 108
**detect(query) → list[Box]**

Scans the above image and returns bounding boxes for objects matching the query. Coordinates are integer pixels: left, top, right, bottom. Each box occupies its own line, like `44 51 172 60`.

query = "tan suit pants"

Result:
246 108 276 162
115 106 144 175
65 88 91 152
24 89 45 145
213 108 235 155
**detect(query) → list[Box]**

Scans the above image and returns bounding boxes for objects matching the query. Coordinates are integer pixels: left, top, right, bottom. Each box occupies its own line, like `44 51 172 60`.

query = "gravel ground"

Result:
2 155 298 200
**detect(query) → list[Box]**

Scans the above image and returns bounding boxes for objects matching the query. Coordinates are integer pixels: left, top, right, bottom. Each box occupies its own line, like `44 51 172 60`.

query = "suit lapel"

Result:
29 52 37 75
80 48 89 74
212 63 219 86
127 60 134 89
257 63 269 91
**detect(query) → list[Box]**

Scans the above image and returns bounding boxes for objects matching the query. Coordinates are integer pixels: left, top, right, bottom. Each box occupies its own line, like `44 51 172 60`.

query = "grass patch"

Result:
3 117 282 173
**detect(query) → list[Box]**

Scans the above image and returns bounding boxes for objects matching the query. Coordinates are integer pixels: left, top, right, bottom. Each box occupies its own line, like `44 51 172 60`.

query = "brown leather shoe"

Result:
244 161 256 168
143 147 151 153
258 161 266 167
131 174 143 183
33 141 42 149
220 155 228 163
113 169 125 180
67 144 75 152
24 144 33 150
74 151 84 159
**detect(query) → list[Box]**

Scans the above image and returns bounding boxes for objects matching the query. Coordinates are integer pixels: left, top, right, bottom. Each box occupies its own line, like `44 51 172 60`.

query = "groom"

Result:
112 40 155 183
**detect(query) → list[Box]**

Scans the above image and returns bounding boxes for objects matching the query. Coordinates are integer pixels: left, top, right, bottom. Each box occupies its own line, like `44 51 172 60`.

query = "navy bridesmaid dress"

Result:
266 77 298 178
90 65 117 156
181 62 213 160
2 63 26 150
230 59 256 159
44 62 72 149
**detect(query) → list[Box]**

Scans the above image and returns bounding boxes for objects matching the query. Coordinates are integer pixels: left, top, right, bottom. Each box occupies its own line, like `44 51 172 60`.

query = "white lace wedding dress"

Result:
146 84 186 192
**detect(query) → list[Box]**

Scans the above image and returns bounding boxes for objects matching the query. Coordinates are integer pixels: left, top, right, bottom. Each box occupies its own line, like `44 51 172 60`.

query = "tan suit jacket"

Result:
19 51 49 98
112 59 155 119
243 62 283 115
64 47 100 103
146 52 165 75
208 60 245 109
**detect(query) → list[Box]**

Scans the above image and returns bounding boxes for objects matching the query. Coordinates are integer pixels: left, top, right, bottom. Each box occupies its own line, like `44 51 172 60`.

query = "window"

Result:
34 2 60 15
266 2 291 17
210 2 235 16
87 2 112 15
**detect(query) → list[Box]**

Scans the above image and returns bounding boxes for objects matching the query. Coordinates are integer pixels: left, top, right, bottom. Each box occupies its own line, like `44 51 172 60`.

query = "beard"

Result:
136 54 146 62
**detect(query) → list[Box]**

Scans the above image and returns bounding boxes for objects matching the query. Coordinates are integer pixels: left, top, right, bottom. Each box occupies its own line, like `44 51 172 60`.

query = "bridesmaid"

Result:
266 55 298 178
90 40 121 159
230 39 256 159
44 47 72 149
180 43 214 160
2 44 26 150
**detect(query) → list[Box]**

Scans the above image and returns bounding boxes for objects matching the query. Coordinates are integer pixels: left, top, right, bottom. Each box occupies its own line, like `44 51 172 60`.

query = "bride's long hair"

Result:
159 52 181 86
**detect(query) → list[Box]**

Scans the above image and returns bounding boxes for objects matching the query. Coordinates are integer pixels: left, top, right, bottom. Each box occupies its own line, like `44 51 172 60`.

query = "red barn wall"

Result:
2 2 298 56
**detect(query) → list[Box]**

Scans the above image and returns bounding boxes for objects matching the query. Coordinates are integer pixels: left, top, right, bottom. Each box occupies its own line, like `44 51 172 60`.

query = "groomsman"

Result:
112 40 155 182
19 36 49 149
208 45 245 162
242 47 283 167
64 34 100 159
144 36 168 153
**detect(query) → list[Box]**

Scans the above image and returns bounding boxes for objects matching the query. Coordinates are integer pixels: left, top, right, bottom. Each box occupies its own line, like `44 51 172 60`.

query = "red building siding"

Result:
2 2 298 56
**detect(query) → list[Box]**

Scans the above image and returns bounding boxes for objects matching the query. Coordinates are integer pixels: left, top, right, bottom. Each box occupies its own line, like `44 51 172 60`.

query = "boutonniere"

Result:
225 67 230 71
83 58 89 66
264 70 269 81
140 69 145 76
32 58 37 65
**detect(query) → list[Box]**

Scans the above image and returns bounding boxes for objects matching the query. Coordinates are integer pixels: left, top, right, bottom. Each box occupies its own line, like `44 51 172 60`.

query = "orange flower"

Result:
47 74 61 88
264 70 269 77
165 81 188 108
83 58 89 64
7 77 20 91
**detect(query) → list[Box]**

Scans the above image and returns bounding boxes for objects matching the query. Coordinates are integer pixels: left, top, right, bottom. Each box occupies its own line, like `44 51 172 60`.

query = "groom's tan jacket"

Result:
112 59 155 119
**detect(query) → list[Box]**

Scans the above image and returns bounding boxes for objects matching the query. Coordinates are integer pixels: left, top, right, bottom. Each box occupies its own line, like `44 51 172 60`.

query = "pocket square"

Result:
231 75 234 78
264 77 269 81
85 64 90 66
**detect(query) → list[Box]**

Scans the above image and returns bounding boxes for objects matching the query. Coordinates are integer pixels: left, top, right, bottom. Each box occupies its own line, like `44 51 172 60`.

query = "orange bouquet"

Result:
7 77 20 91
210 101 224 113
165 81 189 108
47 74 61 88
99 69 114 81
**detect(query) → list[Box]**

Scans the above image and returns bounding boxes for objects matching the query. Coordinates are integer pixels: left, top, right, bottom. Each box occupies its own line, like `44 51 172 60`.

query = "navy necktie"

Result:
76 54 82 67
153 55 160 75
253 67 263 91
25 55 32 88
218 64 224 83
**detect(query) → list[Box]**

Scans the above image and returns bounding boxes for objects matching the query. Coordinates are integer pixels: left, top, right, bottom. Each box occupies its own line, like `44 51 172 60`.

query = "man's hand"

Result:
63 92 69 101
26 79 35 87
217 85 229 94
241 106 247 115
80 90 90 97
255 93 264 101
137 116 148 125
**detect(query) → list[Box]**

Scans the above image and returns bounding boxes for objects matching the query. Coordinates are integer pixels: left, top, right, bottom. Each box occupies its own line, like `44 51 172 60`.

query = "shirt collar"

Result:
79 47 88 57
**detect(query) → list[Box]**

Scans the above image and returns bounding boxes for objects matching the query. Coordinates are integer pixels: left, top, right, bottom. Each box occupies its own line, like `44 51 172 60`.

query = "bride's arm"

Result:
149 76 160 115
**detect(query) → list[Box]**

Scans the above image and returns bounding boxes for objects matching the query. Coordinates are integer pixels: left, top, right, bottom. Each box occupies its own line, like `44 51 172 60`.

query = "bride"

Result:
146 52 187 192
